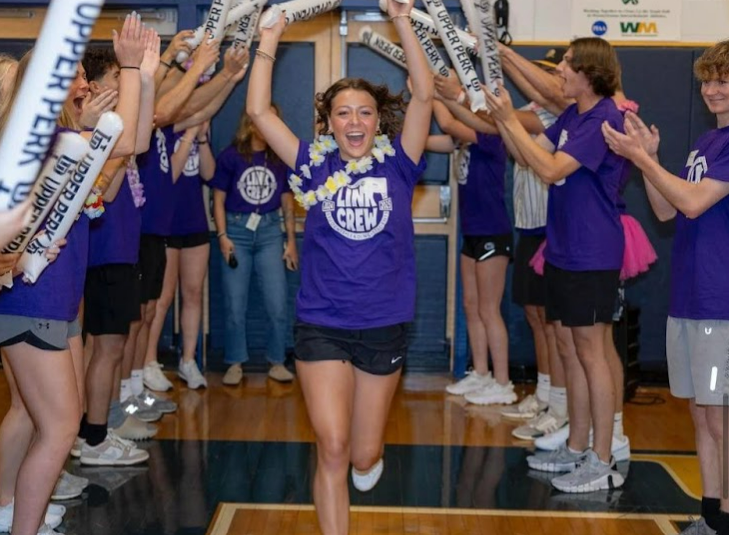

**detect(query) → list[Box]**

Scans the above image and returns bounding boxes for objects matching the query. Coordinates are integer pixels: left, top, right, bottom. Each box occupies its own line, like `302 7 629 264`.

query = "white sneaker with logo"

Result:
445 371 494 396
464 381 517 406
351 458 384 492
79 432 150 466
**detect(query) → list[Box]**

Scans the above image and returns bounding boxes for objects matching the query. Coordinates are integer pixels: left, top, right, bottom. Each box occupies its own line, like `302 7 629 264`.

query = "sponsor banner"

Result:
571 0 681 41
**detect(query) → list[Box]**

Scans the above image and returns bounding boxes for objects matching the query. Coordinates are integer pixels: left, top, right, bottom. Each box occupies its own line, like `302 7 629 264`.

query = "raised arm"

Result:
197 122 215 181
246 16 299 169
135 28 161 155
392 0 433 163
426 134 456 153
433 100 477 144
171 125 201 182
155 30 194 89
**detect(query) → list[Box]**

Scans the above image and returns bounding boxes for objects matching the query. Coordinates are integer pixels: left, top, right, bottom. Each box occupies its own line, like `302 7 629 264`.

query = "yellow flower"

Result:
289 173 303 188
303 191 317 205
372 147 385 163
316 185 329 201
310 152 325 166
333 171 350 187
325 176 338 194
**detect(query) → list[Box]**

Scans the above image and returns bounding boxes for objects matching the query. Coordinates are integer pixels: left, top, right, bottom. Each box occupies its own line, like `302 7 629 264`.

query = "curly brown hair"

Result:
568 37 620 98
315 78 406 138
694 40 729 82
234 104 282 166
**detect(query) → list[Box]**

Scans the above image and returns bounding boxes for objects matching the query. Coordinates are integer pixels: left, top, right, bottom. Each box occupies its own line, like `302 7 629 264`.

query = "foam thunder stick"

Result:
0 0 104 212
422 0 487 111
259 0 342 29
232 0 267 50
413 26 450 77
463 0 503 96
18 112 123 283
359 26 407 69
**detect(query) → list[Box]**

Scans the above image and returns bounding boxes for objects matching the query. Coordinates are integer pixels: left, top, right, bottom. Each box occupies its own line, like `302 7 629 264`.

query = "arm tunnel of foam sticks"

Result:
18 112 124 284
177 0 262 63
413 26 450 77
259 0 342 29
462 0 503 97
377 0 477 56
421 0 487 112
232 2 265 50
0 0 104 212
359 26 407 69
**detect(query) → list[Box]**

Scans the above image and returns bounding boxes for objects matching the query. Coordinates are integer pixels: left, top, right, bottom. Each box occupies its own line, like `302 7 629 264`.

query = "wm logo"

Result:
620 21 657 34
622 0 638 4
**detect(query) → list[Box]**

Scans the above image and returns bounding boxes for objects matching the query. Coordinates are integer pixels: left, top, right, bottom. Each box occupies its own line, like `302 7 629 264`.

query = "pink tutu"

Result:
620 214 657 280
529 215 657 280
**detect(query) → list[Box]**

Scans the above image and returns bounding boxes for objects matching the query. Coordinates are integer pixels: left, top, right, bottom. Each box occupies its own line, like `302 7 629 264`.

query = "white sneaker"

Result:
70 436 85 458
0 501 63 532
351 458 384 492
51 472 83 500
445 371 493 396
551 450 625 493
79 432 149 466
586 430 632 461
512 411 568 441
38 523 64 535
534 421 571 451
143 363 173 392
139 388 177 413
464 381 517 405
178 359 208 389
111 414 158 441
501 394 548 419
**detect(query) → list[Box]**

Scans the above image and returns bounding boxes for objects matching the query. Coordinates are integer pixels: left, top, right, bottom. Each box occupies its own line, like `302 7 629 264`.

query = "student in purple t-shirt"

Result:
603 40 729 535
210 108 298 386
486 38 626 494
0 19 146 534
246 1 432 531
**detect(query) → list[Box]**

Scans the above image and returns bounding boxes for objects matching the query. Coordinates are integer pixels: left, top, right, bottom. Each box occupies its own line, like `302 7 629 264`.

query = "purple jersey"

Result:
88 169 141 267
293 136 425 329
670 126 729 320
210 146 290 214
139 126 176 236
457 133 510 236
543 99 625 271
171 134 208 236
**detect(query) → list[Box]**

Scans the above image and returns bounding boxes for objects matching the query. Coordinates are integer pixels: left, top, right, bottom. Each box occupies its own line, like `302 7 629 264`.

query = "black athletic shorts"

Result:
294 321 409 376
544 263 620 327
84 264 142 335
512 233 546 307
461 233 513 262
139 234 167 304
166 231 209 249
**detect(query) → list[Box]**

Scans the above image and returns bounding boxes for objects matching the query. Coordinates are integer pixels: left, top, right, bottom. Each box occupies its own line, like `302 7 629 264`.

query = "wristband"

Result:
217 231 227 238
120 66 140 71
160 60 172 69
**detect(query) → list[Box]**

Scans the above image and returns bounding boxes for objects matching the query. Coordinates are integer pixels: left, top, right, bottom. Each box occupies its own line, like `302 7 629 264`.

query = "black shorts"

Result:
84 264 142 335
544 263 620 327
139 234 167 304
166 231 209 249
461 233 513 262
512 233 546 307
294 321 409 376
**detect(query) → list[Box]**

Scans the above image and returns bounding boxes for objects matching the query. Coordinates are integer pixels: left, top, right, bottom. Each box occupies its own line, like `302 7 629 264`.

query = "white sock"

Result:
536 373 551 404
613 411 624 438
549 386 568 419
131 369 144 396
120 379 133 402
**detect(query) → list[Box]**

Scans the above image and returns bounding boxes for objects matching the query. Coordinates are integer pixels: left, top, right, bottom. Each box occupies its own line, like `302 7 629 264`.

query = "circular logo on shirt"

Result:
456 146 470 185
237 166 277 205
174 138 200 177
156 129 170 174
322 176 392 241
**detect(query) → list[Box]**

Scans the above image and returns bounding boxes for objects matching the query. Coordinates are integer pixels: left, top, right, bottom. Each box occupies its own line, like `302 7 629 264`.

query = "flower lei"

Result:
83 187 105 219
126 157 146 208
288 135 396 210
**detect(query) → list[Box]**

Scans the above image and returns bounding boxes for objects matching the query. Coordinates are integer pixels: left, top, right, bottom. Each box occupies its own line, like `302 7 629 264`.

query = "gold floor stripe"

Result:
632 454 701 501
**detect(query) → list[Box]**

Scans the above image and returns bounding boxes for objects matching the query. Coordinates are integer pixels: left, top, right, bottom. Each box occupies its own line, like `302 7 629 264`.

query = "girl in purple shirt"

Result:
247 1 432 532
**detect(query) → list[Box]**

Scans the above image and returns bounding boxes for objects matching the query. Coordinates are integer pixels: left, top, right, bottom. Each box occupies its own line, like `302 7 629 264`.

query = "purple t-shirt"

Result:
670 126 729 320
293 136 426 329
543 99 625 271
89 168 141 267
171 134 208 236
457 133 510 236
210 146 290 214
139 126 176 236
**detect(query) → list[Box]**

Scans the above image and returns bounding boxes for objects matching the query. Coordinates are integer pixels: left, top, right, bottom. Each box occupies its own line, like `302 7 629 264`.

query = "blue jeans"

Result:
221 212 287 365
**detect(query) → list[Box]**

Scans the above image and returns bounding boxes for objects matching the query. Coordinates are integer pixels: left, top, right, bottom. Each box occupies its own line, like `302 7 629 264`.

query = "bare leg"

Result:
475 256 510 385
178 244 209 364
461 255 488 376
145 248 180 366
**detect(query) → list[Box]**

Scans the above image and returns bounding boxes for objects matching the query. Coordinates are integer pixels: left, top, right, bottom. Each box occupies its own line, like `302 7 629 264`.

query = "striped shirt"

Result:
513 103 557 231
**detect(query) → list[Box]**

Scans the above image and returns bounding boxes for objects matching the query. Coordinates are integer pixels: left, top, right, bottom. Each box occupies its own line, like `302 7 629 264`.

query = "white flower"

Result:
333 170 350 188
351 156 373 175
310 151 325 166
319 135 337 152
289 173 303 189
372 147 385 163
299 164 312 179
294 191 306 208
374 135 390 149
303 191 317 207
316 185 329 201
382 144 396 157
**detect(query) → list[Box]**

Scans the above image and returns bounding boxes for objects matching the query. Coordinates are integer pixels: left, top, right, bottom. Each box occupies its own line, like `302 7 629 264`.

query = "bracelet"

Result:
180 137 194 143
217 231 227 238
456 90 466 105
120 66 140 70
390 14 411 21
198 139 209 145
174 62 187 73
255 49 276 63
160 60 172 69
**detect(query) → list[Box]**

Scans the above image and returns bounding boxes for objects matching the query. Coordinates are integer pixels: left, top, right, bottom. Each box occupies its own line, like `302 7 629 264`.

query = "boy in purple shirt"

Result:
603 40 729 535
246 1 432 531
486 37 626 493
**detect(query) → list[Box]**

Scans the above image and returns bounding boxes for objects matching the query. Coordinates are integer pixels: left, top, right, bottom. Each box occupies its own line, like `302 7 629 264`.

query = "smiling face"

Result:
92 64 120 95
702 77 729 126
64 62 90 122
328 88 379 161
555 48 592 100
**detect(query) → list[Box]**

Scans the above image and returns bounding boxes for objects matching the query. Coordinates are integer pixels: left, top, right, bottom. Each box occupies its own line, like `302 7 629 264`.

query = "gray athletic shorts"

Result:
666 316 729 406
0 314 80 351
